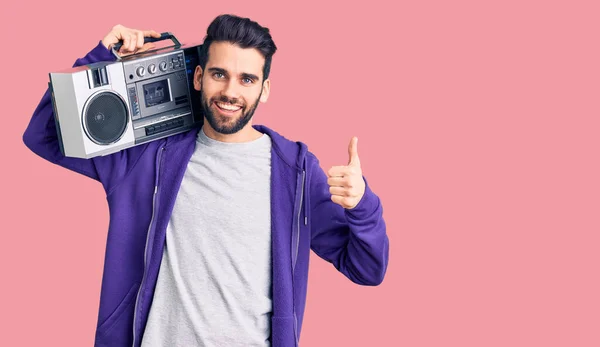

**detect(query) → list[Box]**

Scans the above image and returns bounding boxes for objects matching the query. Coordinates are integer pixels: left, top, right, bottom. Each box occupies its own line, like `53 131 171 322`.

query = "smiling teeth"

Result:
216 102 241 111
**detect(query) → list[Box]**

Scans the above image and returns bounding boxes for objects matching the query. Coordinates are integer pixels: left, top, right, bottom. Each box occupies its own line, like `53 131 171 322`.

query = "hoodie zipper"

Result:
132 146 165 347
293 169 305 272
292 167 305 347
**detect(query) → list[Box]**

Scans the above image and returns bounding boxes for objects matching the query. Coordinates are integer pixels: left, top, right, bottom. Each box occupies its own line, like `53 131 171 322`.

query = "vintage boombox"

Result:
49 33 204 159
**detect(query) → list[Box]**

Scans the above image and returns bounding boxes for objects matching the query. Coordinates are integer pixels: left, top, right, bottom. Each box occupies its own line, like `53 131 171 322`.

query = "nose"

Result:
221 79 242 100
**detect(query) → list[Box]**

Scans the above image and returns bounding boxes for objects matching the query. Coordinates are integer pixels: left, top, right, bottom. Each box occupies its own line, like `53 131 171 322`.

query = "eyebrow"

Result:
207 67 227 74
241 72 260 82
207 67 260 82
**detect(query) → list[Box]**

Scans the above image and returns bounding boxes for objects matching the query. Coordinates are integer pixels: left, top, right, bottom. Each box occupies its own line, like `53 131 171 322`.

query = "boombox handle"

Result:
111 32 181 59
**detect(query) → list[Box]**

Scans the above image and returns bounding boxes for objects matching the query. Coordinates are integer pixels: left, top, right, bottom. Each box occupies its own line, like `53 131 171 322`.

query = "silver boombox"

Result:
49 33 204 159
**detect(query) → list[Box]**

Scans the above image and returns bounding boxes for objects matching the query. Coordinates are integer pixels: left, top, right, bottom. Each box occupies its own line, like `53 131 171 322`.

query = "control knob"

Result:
159 61 168 72
136 66 145 77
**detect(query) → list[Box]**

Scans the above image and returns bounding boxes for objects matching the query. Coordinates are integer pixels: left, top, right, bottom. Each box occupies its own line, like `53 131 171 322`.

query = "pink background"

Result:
2 0 599 346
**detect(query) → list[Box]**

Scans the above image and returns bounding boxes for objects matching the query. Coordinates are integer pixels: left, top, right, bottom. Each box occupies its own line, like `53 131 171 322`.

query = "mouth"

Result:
214 101 243 116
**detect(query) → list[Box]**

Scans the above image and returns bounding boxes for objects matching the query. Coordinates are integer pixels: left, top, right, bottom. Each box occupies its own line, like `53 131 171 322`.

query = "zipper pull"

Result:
303 169 307 226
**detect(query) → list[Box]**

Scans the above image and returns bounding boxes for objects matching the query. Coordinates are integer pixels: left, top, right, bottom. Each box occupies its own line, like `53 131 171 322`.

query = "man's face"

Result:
193 41 270 135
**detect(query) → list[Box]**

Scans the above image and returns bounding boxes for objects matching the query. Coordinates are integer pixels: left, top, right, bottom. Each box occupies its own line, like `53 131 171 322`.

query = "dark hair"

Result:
199 14 278 80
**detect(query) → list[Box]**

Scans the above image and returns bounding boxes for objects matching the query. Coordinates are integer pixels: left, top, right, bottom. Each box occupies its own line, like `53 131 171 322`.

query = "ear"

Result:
193 65 203 91
260 79 271 103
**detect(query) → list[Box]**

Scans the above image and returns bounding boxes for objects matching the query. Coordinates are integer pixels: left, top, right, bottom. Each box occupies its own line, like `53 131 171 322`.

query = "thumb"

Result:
348 136 360 166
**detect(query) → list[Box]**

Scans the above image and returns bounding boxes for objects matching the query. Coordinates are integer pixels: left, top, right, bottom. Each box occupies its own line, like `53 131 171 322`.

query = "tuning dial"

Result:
136 66 145 77
159 61 168 72
148 64 157 74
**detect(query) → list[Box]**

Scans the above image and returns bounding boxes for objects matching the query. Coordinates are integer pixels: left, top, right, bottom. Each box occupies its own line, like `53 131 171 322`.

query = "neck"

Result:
202 120 262 143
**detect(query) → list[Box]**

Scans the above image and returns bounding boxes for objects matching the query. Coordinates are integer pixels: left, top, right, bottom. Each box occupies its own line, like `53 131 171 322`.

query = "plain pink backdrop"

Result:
2 0 599 346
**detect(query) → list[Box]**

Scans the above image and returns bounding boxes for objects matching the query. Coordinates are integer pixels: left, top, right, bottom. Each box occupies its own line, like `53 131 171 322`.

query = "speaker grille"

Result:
84 92 128 144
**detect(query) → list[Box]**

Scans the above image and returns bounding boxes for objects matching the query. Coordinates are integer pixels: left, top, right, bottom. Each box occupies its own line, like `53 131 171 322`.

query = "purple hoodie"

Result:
23 41 389 347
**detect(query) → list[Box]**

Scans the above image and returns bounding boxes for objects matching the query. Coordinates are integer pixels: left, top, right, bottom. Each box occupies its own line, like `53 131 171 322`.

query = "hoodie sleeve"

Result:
22 41 146 194
308 153 389 286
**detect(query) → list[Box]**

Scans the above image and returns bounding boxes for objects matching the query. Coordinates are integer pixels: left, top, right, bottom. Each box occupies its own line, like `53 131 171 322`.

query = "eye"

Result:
213 72 225 79
242 77 254 85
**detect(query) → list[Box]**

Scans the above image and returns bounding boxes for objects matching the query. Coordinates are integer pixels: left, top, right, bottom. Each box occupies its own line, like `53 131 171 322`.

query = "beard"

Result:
200 84 262 135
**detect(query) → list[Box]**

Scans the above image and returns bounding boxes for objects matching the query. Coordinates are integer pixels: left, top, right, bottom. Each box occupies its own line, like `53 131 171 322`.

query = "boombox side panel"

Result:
50 71 89 159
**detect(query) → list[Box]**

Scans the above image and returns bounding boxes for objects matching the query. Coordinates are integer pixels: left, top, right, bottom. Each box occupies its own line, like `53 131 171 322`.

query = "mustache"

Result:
211 95 245 108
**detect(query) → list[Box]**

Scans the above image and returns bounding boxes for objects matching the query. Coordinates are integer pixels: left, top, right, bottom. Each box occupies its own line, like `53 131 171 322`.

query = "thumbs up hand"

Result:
327 137 366 209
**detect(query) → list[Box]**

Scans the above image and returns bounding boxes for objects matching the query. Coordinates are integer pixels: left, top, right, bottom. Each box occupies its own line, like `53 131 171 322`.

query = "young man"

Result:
23 14 389 347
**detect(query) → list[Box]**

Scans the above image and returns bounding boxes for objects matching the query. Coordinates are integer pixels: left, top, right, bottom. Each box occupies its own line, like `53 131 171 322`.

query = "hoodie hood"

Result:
253 124 310 229
180 124 309 170
254 124 309 171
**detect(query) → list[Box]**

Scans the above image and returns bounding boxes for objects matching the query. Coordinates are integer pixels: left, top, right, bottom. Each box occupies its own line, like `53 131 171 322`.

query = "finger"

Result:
119 35 129 53
330 195 349 207
121 35 129 52
128 34 136 52
144 30 161 38
329 186 349 197
327 165 350 177
107 31 122 50
136 31 145 50
122 34 131 52
327 176 347 187
348 136 360 166
139 42 156 53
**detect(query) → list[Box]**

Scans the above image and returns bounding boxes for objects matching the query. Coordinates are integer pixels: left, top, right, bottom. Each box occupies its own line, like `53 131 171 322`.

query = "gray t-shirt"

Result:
141 127 273 346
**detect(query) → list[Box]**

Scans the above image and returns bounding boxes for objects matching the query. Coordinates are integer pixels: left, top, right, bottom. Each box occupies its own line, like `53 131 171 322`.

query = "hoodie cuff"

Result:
73 40 117 68
345 176 380 218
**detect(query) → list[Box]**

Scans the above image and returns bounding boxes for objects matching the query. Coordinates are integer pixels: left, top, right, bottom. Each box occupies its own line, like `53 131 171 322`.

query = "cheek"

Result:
200 83 218 101
244 87 263 103
202 78 218 97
